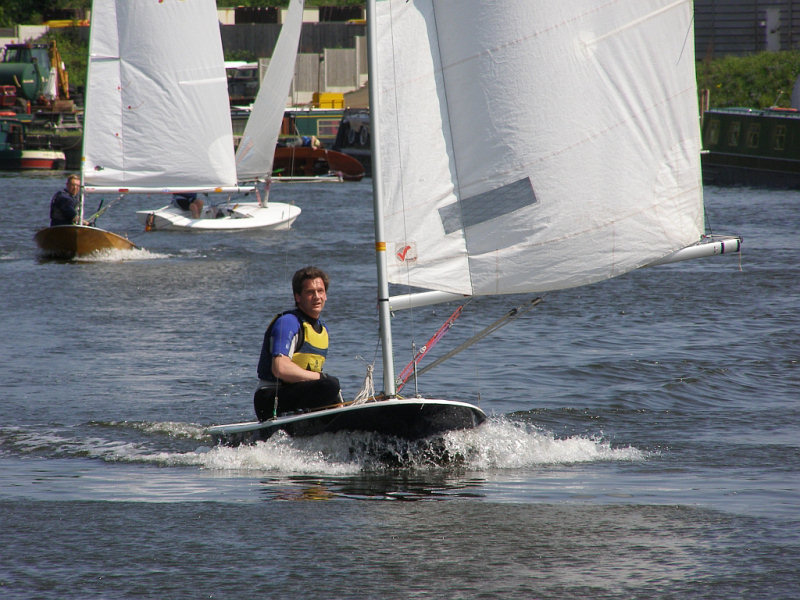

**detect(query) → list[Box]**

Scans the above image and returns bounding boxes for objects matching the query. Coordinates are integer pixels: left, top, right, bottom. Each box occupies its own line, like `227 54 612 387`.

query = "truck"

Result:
0 40 72 114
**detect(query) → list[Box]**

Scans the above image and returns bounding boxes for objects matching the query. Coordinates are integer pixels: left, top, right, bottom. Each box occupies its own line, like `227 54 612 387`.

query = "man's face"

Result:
295 277 327 319
67 178 80 195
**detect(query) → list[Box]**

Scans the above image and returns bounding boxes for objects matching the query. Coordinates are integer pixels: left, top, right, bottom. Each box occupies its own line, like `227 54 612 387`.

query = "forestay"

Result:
82 0 237 192
376 0 704 297
235 0 305 181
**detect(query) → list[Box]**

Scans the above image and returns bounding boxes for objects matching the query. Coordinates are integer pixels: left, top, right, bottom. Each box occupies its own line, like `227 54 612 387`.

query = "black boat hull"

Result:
208 398 486 446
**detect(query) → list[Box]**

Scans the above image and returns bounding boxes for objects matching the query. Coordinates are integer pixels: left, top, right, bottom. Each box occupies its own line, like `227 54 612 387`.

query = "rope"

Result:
352 364 376 405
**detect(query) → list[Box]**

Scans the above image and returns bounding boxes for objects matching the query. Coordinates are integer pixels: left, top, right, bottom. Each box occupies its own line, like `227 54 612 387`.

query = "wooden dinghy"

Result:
34 224 137 259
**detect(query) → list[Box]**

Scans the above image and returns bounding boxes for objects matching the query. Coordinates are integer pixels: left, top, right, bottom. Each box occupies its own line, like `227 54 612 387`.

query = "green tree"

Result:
0 1 90 27
41 28 88 94
698 51 800 108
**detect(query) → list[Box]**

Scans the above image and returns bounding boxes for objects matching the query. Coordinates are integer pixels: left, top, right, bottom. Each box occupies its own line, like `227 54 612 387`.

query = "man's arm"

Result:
272 355 323 383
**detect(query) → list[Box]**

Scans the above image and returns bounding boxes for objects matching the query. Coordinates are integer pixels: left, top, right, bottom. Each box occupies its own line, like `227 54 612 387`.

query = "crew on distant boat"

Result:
254 266 342 420
49 174 88 226
172 193 204 219
280 135 323 149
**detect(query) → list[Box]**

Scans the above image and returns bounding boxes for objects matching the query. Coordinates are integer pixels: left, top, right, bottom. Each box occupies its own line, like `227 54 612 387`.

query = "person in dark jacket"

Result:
49 174 86 226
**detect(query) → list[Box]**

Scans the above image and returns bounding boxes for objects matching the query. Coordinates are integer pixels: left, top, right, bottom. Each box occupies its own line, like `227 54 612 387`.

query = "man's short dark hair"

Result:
292 266 330 297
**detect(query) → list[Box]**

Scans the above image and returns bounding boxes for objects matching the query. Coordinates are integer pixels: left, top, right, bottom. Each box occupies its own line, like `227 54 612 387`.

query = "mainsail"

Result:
235 0 305 181
376 0 707 298
82 0 238 192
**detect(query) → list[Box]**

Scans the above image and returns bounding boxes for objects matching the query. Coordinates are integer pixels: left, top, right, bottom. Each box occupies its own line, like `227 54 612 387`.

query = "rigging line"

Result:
703 201 714 236
414 297 543 379
678 13 695 66
392 5 413 291
396 303 465 392
85 193 124 224
384 1 420 370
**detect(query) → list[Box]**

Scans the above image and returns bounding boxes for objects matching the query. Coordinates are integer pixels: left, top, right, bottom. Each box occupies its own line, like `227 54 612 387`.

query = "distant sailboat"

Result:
209 0 741 445
33 0 144 259
235 0 306 184
117 0 299 231
236 0 365 184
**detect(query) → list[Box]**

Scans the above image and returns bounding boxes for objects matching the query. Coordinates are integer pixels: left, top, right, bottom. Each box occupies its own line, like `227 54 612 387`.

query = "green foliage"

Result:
698 51 800 109
0 1 364 26
224 49 258 62
9 4 797 110
40 28 87 93
0 0 90 27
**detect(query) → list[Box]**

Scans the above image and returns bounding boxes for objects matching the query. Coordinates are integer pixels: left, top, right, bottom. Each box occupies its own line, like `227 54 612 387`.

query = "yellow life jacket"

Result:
291 318 328 373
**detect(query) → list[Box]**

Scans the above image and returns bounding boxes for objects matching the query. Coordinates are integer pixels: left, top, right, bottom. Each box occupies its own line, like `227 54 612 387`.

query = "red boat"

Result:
0 118 66 170
0 147 65 170
273 145 365 181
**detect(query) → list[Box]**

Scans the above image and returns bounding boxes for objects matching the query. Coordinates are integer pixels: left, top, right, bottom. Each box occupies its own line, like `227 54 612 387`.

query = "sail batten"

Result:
377 0 707 299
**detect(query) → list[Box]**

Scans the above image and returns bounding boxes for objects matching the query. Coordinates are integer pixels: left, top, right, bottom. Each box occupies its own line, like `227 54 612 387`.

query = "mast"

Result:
78 0 99 224
366 0 396 397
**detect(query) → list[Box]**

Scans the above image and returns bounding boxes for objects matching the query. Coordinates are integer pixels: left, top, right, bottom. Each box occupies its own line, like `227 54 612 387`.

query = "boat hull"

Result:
136 201 301 231
33 224 137 259
273 146 365 181
208 398 487 446
0 148 66 170
701 107 800 188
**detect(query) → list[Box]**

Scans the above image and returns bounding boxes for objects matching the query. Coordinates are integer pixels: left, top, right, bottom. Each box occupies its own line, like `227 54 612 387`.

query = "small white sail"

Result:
376 0 705 297
83 0 237 191
235 0 305 181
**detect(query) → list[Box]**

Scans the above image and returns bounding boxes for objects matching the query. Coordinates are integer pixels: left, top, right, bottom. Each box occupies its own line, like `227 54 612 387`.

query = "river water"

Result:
1 172 797 599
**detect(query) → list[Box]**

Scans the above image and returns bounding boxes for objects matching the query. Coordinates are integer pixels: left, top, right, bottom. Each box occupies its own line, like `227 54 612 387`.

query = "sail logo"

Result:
395 242 417 263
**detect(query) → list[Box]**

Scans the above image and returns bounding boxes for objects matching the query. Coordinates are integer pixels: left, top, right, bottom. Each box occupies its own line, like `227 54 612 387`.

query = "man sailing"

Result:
254 266 341 420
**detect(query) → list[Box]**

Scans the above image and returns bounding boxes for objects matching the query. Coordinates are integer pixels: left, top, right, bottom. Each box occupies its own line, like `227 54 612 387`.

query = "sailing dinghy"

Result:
33 223 137 259
121 0 299 232
209 0 741 446
33 1 145 259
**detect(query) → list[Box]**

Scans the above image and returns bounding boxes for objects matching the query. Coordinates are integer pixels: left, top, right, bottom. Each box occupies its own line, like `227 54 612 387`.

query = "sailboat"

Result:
272 144 366 182
209 0 742 445
106 0 299 232
32 1 143 259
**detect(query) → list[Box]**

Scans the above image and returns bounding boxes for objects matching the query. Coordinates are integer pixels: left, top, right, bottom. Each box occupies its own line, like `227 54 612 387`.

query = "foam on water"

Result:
2 417 646 476
73 246 168 262
172 417 647 474
443 418 648 469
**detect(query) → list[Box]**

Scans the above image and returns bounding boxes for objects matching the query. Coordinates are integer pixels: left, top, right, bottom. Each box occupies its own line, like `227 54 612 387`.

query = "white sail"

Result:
235 0 305 181
82 0 237 191
376 0 704 297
